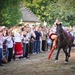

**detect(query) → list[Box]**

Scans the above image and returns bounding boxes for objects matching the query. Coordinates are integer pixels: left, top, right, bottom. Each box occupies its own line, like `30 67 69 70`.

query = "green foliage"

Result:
46 0 75 26
0 0 22 27
22 0 75 26
0 0 75 27
22 0 49 22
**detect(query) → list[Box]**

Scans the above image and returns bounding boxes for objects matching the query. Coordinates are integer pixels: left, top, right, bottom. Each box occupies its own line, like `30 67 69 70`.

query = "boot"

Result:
48 45 56 60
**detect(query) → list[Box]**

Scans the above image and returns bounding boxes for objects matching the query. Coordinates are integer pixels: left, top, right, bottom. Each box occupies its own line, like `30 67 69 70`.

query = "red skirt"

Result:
49 33 56 39
14 42 23 57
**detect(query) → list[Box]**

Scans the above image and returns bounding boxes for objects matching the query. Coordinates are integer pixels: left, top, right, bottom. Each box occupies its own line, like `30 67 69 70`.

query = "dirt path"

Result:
0 47 75 75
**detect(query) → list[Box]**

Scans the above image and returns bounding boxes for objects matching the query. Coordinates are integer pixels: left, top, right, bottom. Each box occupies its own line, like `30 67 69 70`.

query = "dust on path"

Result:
0 48 75 75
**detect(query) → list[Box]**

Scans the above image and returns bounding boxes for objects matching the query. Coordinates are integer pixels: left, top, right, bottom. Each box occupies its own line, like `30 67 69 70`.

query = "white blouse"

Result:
6 37 13 48
13 33 21 42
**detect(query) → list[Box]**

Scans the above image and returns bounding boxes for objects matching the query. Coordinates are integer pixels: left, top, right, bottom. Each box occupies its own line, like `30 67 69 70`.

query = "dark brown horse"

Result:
55 23 74 63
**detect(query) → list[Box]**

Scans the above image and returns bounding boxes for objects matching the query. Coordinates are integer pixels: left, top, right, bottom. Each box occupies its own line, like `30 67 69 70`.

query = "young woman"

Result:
48 19 61 59
49 21 58 48
6 31 13 62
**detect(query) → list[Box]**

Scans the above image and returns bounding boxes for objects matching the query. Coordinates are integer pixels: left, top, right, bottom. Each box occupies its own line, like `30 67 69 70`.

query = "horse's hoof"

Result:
64 61 68 64
55 60 58 63
68 54 70 57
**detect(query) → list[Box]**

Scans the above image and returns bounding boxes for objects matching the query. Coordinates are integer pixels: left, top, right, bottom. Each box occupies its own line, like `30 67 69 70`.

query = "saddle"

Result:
63 30 73 40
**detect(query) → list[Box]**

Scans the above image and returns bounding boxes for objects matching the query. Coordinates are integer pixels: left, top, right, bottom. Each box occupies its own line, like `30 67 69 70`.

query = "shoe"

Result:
33 53 36 54
26 56 30 59
23 57 26 60
0 64 3 66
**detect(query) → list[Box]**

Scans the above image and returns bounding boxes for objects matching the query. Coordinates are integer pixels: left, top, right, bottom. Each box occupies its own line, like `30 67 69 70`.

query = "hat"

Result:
1 26 5 29
1 26 6 31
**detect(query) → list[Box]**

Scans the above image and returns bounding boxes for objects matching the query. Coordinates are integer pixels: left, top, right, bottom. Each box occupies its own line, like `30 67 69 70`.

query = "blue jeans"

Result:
33 40 40 53
0 48 2 64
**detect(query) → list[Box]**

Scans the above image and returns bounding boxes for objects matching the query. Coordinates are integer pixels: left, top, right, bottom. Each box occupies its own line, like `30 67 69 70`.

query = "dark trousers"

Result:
25 44 29 58
0 48 2 64
29 41 34 54
42 40 47 51
8 48 13 62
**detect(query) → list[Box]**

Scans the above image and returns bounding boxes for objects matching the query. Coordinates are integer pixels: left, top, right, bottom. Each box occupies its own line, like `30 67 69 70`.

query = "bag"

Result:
2 56 8 63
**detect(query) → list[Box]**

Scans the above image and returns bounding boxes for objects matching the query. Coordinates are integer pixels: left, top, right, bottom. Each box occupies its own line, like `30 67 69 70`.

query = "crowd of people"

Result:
0 20 75 66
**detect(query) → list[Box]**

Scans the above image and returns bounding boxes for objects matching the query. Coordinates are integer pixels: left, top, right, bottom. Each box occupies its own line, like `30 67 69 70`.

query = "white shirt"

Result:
49 25 57 35
6 37 13 48
40 31 43 41
13 33 21 42
22 32 31 44
30 30 36 38
50 25 66 35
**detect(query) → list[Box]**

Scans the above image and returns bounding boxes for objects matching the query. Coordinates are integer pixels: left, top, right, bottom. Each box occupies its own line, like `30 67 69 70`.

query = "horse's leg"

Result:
68 46 71 57
55 47 61 61
63 47 69 63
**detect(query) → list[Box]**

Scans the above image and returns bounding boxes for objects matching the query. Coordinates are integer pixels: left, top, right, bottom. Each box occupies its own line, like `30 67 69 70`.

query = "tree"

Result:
22 0 49 22
22 0 75 26
0 0 22 27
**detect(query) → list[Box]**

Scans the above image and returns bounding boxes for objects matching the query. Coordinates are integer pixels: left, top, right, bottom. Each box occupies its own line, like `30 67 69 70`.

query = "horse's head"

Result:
56 23 62 29
56 23 66 47
56 23 63 37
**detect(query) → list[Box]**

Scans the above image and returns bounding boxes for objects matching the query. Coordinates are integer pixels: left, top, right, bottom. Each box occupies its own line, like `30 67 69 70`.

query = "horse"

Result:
55 23 74 63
